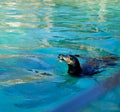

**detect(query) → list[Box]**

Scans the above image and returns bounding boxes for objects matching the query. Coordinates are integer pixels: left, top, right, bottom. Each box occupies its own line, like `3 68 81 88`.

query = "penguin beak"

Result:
58 54 66 62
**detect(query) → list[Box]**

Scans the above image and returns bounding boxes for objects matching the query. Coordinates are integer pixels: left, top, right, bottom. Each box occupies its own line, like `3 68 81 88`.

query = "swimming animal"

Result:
58 54 119 77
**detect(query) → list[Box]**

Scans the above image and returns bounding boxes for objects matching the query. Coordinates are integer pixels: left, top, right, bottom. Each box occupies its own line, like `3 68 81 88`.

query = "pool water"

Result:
0 0 120 112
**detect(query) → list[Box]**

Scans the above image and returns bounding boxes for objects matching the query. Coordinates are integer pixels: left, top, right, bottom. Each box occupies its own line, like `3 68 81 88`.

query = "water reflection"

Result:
98 0 107 23
0 0 56 49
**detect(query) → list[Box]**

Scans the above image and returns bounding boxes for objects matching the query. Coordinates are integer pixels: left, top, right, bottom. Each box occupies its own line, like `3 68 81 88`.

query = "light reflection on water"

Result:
0 0 120 112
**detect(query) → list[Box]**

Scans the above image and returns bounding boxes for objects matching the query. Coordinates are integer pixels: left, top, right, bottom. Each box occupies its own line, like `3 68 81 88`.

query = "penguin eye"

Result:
70 57 73 60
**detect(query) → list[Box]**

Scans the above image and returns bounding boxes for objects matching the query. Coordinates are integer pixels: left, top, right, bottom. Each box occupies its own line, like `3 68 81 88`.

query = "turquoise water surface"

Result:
0 0 120 112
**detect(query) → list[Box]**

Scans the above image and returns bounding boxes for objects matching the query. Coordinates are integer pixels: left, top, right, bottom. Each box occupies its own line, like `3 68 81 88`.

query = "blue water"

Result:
0 0 120 112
